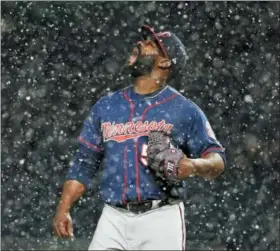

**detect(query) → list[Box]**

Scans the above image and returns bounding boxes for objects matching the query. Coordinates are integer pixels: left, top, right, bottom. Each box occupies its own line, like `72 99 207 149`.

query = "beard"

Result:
122 55 156 78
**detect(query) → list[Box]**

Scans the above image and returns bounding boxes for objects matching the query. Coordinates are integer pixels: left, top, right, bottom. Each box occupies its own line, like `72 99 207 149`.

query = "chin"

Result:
123 55 154 78
131 72 144 78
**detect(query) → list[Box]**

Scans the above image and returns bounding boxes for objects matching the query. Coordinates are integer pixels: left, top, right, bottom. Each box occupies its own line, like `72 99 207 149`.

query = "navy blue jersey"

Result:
66 85 225 205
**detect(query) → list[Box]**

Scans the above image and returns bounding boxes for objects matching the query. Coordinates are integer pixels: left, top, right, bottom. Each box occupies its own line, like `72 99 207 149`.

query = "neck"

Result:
133 76 166 95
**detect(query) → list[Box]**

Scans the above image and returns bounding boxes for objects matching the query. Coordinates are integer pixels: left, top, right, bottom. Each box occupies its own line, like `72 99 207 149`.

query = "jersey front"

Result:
67 85 225 205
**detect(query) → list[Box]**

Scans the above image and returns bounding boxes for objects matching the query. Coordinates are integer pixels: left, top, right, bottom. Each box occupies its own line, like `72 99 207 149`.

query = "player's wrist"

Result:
56 207 70 216
190 157 215 178
56 199 72 214
178 157 197 179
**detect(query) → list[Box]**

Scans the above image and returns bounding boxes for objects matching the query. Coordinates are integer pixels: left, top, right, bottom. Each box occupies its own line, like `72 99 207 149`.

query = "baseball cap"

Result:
141 25 187 76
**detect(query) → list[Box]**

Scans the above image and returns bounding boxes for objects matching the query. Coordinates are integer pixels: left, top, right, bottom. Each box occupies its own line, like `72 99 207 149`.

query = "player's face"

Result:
125 39 161 77
127 39 159 66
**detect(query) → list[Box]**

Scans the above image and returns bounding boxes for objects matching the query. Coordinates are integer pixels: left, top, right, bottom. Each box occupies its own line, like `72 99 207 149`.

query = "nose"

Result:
136 41 143 54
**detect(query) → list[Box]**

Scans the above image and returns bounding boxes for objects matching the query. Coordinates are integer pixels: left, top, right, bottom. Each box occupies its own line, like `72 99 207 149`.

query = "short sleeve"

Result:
184 104 226 162
65 144 104 188
78 102 104 153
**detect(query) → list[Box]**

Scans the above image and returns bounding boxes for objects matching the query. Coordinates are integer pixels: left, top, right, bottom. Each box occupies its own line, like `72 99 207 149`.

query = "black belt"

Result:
114 200 168 214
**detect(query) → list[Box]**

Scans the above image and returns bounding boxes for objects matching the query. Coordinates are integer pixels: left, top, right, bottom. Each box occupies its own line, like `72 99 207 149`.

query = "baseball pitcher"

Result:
53 25 226 250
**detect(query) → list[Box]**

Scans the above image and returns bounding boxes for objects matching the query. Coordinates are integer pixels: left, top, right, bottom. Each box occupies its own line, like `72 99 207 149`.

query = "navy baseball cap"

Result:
141 25 187 76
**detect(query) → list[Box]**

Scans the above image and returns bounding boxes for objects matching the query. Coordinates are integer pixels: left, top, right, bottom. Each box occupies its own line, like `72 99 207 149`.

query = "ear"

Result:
158 59 172 69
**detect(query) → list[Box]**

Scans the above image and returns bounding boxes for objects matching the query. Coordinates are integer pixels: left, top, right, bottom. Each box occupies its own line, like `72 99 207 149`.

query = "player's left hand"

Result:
147 131 185 181
53 212 74 239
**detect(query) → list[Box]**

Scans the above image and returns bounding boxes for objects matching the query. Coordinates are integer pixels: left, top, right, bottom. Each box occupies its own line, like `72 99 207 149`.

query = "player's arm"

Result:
178 152 224 180
53 145 104 238
53 102 104 238
53 180 85 238
179 103 226 180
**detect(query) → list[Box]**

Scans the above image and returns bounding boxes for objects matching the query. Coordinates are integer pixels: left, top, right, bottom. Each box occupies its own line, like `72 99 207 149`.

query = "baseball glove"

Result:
147 131 185 181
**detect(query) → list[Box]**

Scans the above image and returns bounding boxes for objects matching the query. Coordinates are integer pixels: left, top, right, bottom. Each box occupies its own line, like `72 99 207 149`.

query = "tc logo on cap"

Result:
172 58 177 64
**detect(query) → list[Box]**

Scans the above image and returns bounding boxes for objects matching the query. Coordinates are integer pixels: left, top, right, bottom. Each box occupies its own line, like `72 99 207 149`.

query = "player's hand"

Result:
53 212 74 238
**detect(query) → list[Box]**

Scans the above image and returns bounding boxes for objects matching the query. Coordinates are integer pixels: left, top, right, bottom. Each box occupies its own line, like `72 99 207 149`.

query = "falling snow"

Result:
1 1 279 251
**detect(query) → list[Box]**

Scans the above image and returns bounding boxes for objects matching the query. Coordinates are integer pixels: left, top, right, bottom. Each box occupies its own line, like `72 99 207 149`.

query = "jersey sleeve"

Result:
78 102 104 152
184 103 226 163
66 144 104 188
65 102 105 188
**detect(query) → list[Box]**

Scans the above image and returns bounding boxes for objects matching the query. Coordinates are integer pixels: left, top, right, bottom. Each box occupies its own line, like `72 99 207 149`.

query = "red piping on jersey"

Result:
123 90 135 121
122 146 127 204
178 204 186 251
135 138 141 202
123 90 137 202
201 146 225 158
141 93 178 120
78 136 102 151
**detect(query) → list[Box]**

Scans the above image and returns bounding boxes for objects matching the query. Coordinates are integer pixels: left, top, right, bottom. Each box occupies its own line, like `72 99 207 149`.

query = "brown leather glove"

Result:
147 131 184 181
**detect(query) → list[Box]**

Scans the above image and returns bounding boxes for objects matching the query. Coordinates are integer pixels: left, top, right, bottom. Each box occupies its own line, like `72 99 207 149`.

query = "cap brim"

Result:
141 25 168 58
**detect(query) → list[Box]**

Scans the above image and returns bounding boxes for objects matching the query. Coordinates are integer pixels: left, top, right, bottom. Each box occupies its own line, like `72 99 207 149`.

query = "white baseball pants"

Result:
88 201 186 250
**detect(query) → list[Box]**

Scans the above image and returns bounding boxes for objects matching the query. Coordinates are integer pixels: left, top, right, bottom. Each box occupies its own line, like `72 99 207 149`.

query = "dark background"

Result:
1 1 279 250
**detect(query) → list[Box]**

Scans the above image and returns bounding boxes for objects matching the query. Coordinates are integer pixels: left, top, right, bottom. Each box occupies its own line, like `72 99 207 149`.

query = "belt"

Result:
114 200 167 214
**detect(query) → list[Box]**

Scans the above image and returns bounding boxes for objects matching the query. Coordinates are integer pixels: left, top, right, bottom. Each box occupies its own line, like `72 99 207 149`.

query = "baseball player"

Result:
53 25 226 250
